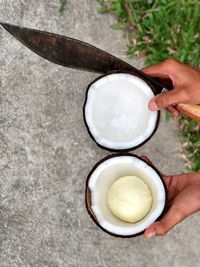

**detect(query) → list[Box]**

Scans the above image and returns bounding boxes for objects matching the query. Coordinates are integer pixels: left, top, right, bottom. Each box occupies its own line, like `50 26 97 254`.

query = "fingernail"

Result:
146 231 156 239
149 101 158 111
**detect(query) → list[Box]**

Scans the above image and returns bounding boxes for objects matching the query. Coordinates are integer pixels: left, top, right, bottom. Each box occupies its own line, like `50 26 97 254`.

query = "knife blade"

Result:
1 22 200 122
0 21 170 93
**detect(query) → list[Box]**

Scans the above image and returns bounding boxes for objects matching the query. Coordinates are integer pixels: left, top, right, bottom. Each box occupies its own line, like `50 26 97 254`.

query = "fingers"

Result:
144 205 185 238
144 184 200 238
148 89 188 111
143 59 200 110
142 58 179 78
166 106 180 117
141 157 175 189
143 59 190 111
141 155 166 180
141 155 152 165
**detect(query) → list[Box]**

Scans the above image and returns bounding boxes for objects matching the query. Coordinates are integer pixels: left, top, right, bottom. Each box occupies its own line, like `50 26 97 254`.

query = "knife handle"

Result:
176 103 200 122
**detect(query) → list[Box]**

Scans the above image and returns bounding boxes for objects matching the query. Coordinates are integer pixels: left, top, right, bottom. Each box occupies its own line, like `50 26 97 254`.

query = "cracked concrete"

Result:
0 0 199 266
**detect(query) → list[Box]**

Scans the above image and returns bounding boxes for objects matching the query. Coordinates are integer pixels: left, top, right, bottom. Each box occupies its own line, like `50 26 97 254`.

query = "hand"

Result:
142 59 200 117
142 156 200 238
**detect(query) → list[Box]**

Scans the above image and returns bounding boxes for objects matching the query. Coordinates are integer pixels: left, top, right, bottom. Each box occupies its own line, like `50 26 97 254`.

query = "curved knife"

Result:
1 22 200 122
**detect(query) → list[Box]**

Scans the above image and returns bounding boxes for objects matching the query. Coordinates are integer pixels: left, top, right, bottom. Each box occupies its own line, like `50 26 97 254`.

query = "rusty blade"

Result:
0 22 135 73
0 22 172 92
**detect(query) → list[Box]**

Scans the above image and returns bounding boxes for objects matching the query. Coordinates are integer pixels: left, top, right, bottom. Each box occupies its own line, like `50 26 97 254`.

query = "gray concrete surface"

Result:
0 1 199 266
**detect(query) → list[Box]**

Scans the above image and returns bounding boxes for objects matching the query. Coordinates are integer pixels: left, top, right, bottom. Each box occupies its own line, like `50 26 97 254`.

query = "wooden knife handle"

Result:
176 103 200 122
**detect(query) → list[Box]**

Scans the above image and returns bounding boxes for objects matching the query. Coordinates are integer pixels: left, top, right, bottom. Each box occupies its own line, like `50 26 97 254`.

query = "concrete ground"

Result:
0 0 199 266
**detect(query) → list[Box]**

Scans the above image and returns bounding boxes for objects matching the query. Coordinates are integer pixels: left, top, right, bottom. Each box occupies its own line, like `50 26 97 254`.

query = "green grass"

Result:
178 116 200 171
97 0 200 170
59 0 66 12
97 0 200 67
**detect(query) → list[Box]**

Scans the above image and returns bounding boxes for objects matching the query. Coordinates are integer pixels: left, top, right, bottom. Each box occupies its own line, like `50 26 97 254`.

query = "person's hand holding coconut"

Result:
142 59 200 238
142 156 200 238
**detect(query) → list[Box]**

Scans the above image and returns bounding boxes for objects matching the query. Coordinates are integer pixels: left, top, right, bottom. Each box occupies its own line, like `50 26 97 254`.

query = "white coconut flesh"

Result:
107 176 153 223
84 73 158 150
88 156 166 236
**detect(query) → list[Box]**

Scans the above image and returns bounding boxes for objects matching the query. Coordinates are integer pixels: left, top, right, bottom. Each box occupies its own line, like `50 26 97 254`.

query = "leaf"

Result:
111 22 126 30
165 110 172 121
98 6 109 14
59 0 66 12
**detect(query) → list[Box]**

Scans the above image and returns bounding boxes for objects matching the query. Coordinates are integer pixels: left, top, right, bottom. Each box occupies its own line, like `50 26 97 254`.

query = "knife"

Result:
1 22 200 122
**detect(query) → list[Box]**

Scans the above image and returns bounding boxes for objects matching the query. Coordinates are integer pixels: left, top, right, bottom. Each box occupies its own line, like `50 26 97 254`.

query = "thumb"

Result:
144 205 185 238
148 89 188 111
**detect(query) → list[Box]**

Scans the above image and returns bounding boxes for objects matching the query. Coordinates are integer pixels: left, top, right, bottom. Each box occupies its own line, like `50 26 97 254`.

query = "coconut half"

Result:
83 72 160 151
86 154 166 237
